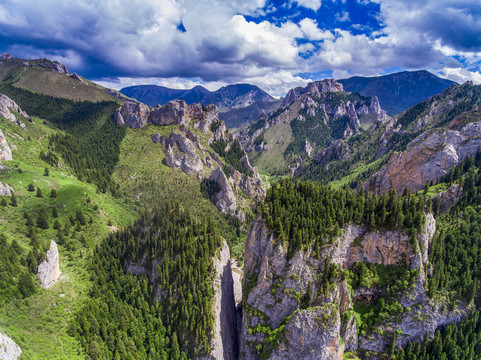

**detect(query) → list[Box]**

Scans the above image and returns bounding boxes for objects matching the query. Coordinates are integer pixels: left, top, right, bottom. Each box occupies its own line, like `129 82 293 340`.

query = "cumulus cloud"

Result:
0 0 480 95
293 0 322 11
299 18 334 41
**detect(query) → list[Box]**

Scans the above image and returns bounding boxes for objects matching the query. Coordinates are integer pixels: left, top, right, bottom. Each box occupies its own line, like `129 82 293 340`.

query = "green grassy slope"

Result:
0 58 118 103
0 115 135 359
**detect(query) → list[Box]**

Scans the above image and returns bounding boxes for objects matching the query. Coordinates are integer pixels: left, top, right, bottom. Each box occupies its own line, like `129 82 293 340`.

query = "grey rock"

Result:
0 129 12 161
434 184 463 213
0 93 30 124
0 53 14 62
36 241 61 289
0 332 21 360
164 131 204 175
284 79 344 106
199 240 239 360
114 100 150 128
0 182 13 196
69 72 83 82
365 121 481 194
52 60 68 74
269 306 343 360
209 168 237 216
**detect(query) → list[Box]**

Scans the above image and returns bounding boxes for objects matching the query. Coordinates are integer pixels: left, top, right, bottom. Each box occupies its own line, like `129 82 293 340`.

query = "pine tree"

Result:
50 189 57 198
10 193 17 207
36 187 43 198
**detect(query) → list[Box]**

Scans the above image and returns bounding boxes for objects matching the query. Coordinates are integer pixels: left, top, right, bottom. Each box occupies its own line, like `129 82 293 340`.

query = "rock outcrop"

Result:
114 100 151 128
0 332 21 360
202 240 238 360
164 130 204 175
0 182 13 196
0 129 13 161
0 93 30 126
434 184 463 213
209 168 237 216
365 122 481 194
240 214 468 358
283 79 344 107
115 99 218 132
36 241 61 289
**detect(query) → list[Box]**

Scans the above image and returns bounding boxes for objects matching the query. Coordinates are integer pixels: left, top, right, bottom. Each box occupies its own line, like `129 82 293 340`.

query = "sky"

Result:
0 0 480 97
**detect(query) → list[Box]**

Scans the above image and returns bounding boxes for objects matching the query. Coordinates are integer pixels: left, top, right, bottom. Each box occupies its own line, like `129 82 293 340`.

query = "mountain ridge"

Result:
339 70 456 116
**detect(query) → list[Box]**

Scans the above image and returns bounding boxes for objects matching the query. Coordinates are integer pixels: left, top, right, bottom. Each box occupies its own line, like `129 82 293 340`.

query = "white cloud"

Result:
436 67 481 85
0 0 480 97
294 0 322 11
299 18 334 41
336 11 350 22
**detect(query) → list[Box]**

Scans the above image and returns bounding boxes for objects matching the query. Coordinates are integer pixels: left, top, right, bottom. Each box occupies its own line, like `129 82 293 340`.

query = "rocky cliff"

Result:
120 99 265 218
0 93 30 127
115 99 219 130
127 239 238 360
240 214 470 359
365 121 481 194
36 241 61 289
238 79 388 175
0 332 21 360
201 240 239 360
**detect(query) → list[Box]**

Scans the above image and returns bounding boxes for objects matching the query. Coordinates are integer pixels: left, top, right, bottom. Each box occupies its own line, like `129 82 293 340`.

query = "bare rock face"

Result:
0 332 21 360
115 99 219 133
0 182 13 196
269 306 343 360
36 241 61 289
365 122 481 194
113 100 151 128
201 240 239 360
434 184 463 213
0 93 30 125
69 72 83 82
52 60 68 74
0 129 13 161
240 214 458 358
313 139 350 165
240 219 351 359
35 58 68 73
0 53 14 62
164 131 204 175
283 79 344 106
209 167 237 216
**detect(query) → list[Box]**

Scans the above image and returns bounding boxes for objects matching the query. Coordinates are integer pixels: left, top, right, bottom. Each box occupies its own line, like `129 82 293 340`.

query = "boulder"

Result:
36 241 61 289
0 332 21 360
69 73 83 82
0 182 13 196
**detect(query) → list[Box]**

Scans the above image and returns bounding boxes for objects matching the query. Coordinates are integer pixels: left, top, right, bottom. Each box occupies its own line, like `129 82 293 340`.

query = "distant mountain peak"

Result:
120 83 275 114
283 79 344 106
339 70 456 116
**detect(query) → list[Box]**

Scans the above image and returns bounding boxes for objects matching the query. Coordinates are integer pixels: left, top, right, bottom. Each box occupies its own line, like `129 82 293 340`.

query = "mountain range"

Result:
1 53 481 360
339 70 456 116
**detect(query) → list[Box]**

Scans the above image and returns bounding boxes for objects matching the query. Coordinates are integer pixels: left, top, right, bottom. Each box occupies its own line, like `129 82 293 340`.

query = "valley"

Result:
1 54 481 360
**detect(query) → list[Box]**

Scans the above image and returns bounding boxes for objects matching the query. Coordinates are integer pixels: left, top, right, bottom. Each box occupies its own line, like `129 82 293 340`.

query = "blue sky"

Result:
0 0 480 96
